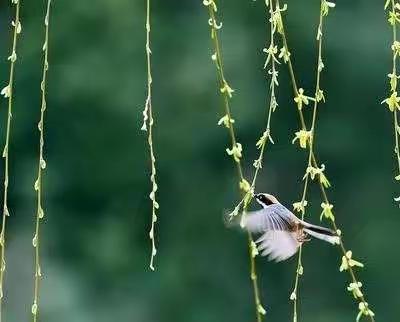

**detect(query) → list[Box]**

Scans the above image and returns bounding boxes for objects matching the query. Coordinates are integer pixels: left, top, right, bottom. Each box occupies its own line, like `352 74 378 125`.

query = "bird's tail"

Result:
301 221 340 245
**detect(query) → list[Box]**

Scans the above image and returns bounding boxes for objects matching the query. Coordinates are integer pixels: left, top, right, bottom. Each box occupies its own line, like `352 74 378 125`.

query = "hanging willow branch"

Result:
141 0 159 271
382 0 400 205
249 0 279 191
275 0 376 321
289 1 328 320
0 0 22 319
31 0 52 319
202 1 265 320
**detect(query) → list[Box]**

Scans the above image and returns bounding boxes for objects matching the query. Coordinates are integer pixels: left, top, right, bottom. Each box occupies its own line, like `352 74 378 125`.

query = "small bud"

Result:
31 302 38 315
32 234 38 247
34 179 40 191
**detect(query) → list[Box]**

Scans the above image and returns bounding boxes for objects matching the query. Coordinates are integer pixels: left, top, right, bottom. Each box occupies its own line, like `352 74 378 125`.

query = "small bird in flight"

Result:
242 193 340 262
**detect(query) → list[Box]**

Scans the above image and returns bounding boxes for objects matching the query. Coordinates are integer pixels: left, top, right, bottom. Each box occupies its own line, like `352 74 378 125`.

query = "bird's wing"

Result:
256 231 299 262
242 204 294 234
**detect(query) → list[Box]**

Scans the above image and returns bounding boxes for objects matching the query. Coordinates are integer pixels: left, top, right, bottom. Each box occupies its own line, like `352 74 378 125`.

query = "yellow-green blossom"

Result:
250 241 259 258
263 44 279 67
268 69 279 86
303 166 317 180
220 82 234 98
382 91 400 111
208 17 222 30
7 51 17 63
239 178 251 193
256 130 268 149
202 0 217 12
392 40 400 56
1 85 10 98
293 200 308 215
388 10 400 26
257 304 266 315
388 72 400 91
339 251 364 272
239 179 254 208
303 164 330 188
256 129 274 149
321 0 336 17
253 158 262 169
316 89 325 102
347 281 363 299
319 171 331 188
271 3 287 34
294 88 309 110
278 46 290 63
292 129 312 149
318 57 325 72
226 142 242 162
297 265 303 275
356 302 375 322
11 20 22 34
217 114 235 128
320 202 335 221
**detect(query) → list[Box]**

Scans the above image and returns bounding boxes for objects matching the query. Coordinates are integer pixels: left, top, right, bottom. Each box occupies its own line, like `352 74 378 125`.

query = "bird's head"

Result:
255 193 279 208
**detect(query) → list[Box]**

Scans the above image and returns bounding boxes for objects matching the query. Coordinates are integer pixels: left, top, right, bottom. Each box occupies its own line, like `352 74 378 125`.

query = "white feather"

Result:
256 231 300 262
303 228 340 245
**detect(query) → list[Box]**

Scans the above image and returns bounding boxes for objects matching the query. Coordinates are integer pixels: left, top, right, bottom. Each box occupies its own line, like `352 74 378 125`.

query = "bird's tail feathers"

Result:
302 222 340 245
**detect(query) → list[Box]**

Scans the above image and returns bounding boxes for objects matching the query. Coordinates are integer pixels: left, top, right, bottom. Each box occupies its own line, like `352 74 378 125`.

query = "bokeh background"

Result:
0 1 397 321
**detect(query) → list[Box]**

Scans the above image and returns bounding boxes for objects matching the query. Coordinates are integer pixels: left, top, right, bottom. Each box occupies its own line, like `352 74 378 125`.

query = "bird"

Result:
242 193 340 262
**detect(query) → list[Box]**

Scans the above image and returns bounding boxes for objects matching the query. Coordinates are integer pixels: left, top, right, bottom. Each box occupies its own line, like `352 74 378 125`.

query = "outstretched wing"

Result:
242 204 295 234
242 204 300 262
256 231 299 262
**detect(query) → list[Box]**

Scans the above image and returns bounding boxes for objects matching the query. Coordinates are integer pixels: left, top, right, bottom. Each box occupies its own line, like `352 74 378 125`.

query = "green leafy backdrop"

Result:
0 1 396 321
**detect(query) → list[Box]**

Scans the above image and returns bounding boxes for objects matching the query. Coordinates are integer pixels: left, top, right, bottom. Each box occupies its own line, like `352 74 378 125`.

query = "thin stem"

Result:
249 0 279 190
247 232 263 322
0 1 21 320
389 0 400 186
394 111 400 172
245 0 283 318
291 245 302 322
315 162 374 322
289 3 325 319
278 16 307 130
204 2 264 321
31 1 52 319
141 0 159 271
208 7 244 181
276 0 375 321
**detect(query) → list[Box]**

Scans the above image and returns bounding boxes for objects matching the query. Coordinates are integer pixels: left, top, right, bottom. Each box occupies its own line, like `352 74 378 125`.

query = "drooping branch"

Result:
382 0 400 204
0 1 22 319
203 1 265 320
141 0 159 271
31 0 53 320
275 1 376 321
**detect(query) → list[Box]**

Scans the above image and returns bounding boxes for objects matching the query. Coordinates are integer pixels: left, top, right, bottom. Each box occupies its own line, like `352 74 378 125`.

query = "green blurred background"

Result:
0 0 397 321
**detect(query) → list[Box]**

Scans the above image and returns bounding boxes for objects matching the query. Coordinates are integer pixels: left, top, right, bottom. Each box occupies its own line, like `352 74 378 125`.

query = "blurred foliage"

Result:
0 0 398 321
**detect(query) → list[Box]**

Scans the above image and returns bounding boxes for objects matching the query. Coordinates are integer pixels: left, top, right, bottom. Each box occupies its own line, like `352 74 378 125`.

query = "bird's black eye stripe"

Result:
264 196 274 205
258 194 274 205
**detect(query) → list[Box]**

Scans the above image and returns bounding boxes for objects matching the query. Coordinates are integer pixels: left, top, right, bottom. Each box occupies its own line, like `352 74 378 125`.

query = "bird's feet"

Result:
296 230 311 243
